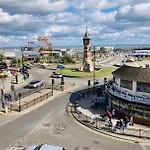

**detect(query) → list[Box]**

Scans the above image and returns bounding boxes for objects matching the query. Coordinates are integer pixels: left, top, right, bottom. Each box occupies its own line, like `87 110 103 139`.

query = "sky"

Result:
0 0 150 47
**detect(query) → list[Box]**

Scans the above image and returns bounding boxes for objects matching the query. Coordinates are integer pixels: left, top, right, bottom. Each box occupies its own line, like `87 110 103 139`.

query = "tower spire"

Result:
84 26 88 37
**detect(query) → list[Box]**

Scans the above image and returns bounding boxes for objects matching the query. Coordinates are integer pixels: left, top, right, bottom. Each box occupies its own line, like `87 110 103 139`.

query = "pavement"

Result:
0 72 33 93
71 94 150 143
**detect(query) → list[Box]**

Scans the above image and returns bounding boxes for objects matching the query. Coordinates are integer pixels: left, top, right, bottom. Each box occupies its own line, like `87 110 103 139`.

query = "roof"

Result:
112 65 150 83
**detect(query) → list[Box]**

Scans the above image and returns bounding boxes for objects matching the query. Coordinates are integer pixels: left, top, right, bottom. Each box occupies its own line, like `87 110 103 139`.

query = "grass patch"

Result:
56 67 116 77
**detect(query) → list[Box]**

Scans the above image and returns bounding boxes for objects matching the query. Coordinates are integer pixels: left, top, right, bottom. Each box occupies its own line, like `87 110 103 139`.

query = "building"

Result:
106 65 150 126
132 50 150 57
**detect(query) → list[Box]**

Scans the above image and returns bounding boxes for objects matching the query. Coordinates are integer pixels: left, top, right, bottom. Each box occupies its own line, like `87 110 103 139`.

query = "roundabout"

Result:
56 67 115 77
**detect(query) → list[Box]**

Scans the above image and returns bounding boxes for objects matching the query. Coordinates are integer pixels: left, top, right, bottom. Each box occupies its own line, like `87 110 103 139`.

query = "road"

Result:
96 55 125 67
0 88 149 150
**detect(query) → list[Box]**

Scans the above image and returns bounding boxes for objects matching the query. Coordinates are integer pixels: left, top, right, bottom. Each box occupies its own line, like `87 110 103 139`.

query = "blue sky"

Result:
0 0 150 47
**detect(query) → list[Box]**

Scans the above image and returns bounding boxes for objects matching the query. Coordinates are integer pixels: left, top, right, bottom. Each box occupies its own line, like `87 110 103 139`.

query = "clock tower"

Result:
81 27 93 72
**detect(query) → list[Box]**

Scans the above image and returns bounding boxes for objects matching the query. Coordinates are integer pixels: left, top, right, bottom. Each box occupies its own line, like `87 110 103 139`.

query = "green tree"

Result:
11 57 18 66
61 54 75 64
0 53 5 62
35 56 41 63
100 47 106 53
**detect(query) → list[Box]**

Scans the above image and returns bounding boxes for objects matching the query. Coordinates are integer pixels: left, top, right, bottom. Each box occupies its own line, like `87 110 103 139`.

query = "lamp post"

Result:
93 46 96 94
52 78 54 96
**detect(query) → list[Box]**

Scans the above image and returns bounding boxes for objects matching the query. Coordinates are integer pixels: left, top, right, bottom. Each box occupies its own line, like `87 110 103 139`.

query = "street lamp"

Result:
93 46 96 94
52 78 55 96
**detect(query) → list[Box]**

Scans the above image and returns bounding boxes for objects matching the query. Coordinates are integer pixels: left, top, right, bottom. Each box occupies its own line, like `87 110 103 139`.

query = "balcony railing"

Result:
106 83 150 105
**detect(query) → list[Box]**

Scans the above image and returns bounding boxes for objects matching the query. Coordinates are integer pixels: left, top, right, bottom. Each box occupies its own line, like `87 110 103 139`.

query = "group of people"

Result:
104 108 134 130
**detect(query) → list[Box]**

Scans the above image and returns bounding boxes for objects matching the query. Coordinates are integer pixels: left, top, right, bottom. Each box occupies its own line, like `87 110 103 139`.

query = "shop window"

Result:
120 79 132 90
137 82 150 93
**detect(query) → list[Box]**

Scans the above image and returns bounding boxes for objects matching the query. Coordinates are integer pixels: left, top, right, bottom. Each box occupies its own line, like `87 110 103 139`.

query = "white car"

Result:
51 72 63 78
28 80 43 88
25 144 65 150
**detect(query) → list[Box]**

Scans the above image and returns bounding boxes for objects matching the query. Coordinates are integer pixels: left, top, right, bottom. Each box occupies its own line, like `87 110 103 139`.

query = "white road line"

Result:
6 110 54 150
8 147 23 150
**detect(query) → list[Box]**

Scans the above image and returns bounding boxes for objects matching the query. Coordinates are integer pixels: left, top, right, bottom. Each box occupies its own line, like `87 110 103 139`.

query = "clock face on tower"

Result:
84 40 89 45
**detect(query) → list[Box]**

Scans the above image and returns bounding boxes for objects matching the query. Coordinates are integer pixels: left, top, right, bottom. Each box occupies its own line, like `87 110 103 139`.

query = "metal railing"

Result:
70 105 150 139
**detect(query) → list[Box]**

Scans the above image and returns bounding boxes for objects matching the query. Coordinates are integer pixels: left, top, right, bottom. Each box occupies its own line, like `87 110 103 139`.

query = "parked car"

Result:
57 64 65 69
25 144 66 150
19 67 28 73
28 80 43 88
51 72 63 78
40 65 46 68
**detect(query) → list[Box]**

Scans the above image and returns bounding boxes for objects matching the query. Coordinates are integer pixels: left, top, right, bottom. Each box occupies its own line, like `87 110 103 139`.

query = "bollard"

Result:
5 106 8 113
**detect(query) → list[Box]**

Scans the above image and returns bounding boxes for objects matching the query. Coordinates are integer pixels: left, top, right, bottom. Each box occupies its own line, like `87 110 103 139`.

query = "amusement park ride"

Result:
37 36 53 56
22 35 53 57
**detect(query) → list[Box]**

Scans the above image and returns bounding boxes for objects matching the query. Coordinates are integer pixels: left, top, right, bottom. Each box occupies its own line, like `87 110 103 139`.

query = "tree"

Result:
61 54 75 64
34 56 40 63
11 57 18 66
100 47 106 53
0 53 5 62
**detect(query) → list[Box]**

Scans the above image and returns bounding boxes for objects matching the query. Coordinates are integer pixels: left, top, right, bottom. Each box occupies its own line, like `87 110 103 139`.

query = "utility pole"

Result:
93 46 96 94
52 79 54 96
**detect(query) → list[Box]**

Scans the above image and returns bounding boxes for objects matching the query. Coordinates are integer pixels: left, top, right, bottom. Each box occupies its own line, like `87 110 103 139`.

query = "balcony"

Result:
106 82 150 105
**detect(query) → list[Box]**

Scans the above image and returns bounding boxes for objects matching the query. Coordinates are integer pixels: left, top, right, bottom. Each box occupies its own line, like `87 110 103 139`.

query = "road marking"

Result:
8 147 23 150
6 110 54 150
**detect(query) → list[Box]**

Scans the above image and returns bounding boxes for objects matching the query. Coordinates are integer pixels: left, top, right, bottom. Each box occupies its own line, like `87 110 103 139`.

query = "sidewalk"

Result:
74 94 150 140
0 72 33 93
0 83 76 125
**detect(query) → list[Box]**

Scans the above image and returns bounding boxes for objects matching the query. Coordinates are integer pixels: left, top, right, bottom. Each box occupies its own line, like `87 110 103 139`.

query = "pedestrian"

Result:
107 110 112 124
112 109 116 118
129 116 134 126
124 116 129 127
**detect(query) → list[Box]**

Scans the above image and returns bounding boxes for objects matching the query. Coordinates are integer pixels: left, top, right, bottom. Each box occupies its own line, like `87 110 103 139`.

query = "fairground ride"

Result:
37 36 53 56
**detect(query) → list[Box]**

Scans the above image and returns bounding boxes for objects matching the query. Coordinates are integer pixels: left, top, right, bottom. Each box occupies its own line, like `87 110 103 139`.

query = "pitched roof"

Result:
112 65 150 83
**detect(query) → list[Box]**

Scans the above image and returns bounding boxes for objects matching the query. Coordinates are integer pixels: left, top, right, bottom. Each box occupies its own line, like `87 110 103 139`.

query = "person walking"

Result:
112 109 116 118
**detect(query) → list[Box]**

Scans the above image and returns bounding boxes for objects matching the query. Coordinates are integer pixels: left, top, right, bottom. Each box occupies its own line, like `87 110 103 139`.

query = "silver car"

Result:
28 80 43 88
25 144 65 150
51 72 63 78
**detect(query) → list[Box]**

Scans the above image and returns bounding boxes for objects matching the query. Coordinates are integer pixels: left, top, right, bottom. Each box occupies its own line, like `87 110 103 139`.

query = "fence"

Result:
69 104 150 139
10 92 53 112
14 83 64 101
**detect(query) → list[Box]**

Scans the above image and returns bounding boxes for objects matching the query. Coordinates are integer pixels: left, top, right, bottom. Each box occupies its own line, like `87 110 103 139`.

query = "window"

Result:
137 82 150 93
120 79 132 90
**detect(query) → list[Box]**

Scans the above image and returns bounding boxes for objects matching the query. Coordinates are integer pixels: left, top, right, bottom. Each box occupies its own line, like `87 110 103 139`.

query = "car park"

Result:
28 80 43 88
25 144 66 150
51 72 63 78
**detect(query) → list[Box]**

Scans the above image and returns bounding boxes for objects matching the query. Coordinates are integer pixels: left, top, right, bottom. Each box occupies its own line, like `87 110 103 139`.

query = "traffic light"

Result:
61 76 65 85
52 79 55 85
88 80 91 86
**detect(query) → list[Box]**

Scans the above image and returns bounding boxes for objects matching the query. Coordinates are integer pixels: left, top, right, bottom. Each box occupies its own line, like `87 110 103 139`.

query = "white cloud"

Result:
116 3 150 21
1 0 150 46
